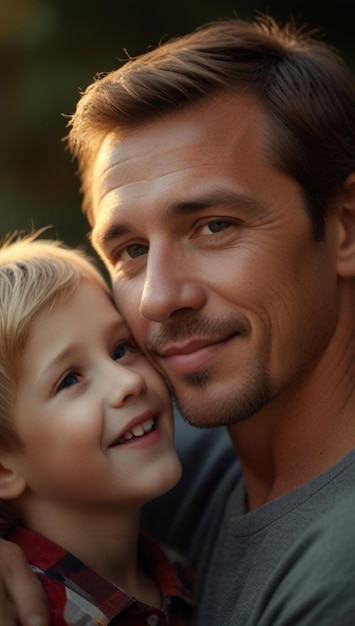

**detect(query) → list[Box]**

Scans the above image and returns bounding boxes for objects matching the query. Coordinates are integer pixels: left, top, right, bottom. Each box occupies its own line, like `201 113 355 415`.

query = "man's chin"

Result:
171 373 273 429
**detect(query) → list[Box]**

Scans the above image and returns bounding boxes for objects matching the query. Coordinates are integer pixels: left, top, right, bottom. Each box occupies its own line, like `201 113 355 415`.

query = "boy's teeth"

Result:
143 418 154 433
132 424 145 436
118 418 155 444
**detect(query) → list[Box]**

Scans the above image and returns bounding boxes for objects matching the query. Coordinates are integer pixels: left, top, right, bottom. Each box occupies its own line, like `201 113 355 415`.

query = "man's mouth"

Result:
157 337 228 357
109 417 156 447
154 335 239 375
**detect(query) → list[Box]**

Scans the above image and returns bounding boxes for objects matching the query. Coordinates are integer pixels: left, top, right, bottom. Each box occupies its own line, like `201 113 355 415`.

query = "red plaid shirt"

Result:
8 526 194 625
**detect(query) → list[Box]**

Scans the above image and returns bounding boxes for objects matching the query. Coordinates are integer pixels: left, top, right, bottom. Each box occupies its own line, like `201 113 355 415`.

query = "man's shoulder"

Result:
307 491 355 554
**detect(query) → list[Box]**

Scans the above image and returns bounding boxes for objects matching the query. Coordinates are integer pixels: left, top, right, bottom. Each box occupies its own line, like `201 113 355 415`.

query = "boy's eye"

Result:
57 371 79 392
113 342 136 360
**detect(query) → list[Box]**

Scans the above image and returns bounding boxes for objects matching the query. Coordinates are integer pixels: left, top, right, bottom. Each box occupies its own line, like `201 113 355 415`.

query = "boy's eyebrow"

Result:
94 188 261 250
35 345 82 385
35 318 131 385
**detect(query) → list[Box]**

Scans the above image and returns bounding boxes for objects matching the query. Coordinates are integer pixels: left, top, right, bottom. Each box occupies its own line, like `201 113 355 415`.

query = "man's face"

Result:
91 92 340 428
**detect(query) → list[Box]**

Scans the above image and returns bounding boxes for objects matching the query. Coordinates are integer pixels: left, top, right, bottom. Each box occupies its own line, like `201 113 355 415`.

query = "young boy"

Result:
0 232 194 625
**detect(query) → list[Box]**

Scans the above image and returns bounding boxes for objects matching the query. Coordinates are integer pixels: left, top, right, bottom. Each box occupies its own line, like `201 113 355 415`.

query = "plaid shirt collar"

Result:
8 525 194 623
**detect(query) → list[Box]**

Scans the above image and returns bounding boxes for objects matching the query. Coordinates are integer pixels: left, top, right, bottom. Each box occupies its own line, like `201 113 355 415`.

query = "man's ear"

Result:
0 455 26 500
336 173 355 277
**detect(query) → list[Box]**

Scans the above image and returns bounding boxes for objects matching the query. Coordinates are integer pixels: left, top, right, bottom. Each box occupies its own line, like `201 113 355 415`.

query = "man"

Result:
2 14 355 626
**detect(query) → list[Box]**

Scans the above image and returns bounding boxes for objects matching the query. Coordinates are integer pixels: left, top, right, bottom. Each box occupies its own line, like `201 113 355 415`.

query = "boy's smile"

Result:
9 278 181 522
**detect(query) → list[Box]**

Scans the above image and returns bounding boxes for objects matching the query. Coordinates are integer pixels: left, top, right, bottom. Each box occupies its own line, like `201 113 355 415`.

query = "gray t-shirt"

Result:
195 448 355 625
142 408 239 560
143 413 355 624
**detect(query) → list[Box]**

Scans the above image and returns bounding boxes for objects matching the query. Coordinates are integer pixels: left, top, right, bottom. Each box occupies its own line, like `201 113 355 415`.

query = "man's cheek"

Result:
111 278 149 344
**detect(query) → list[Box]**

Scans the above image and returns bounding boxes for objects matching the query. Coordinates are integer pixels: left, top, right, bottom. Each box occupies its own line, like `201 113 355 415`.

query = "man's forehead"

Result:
90 131 207 232
90 93 270 239
91 91 262 177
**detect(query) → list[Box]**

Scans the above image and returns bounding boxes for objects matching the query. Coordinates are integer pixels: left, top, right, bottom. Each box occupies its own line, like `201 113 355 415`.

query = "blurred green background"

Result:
1 0 355 252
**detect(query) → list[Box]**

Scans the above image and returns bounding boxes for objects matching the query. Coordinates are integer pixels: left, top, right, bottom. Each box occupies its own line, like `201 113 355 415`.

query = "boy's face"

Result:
10 279 181 515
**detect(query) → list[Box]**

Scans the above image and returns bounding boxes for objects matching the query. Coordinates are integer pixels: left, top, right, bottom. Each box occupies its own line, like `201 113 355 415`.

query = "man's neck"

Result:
228 334 355 511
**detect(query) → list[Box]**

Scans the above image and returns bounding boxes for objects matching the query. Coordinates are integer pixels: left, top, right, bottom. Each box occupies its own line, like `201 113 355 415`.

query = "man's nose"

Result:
107 363 147 408
139 246 206 323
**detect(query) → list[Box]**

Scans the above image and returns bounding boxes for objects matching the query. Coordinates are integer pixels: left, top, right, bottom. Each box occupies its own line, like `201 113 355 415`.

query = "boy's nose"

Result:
108 364 147 408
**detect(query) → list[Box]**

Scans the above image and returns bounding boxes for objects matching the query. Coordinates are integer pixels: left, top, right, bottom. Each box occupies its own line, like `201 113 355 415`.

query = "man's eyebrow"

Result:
164 189 259 219
93 188 261 249
92 223 131 250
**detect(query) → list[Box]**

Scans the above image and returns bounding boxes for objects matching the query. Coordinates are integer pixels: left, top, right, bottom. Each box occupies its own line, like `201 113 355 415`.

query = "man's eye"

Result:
57 371 79 391
125 243 149 259
113 342 137 360
206 220 232 233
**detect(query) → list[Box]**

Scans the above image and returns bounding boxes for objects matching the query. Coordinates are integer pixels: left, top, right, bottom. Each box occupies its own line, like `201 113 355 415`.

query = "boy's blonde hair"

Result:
0 232 109 449
0 232 110 532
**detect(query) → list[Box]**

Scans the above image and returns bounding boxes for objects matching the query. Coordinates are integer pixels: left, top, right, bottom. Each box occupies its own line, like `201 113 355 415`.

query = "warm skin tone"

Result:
0 278 181 607
91 91 355 511
2 90 355 626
